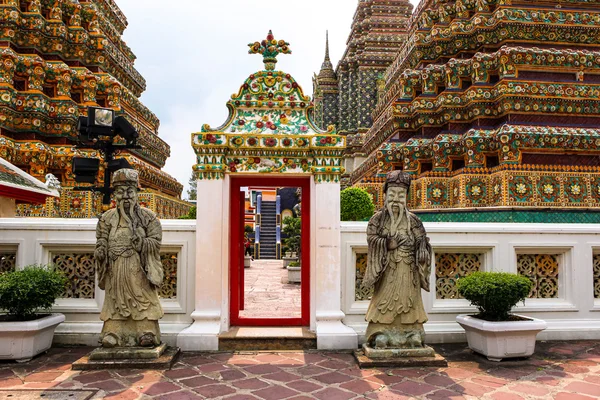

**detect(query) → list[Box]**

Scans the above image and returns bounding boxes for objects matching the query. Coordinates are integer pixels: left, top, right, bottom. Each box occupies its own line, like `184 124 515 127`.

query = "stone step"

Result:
219 327 316 351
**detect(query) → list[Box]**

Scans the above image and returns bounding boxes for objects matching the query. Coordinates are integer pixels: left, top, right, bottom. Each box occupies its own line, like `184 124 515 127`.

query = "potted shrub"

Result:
287 261 301 283
456 272 547 361
0 265 67 362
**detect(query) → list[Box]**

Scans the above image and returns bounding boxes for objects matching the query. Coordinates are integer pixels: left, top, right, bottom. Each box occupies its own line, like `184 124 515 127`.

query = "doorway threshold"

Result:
219 327 316 351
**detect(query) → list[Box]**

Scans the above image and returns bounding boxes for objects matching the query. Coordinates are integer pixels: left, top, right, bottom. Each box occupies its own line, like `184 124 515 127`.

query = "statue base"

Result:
72 343 180 370
354 343 447 368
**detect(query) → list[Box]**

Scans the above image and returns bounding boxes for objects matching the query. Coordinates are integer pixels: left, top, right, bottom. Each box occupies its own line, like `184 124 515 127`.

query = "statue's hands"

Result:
387 235 399 250
132 235 143 252
94 246 106 262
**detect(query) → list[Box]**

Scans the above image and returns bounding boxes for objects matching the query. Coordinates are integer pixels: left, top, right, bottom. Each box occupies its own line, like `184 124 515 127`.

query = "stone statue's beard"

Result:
118 199 141 234
385 199 409 235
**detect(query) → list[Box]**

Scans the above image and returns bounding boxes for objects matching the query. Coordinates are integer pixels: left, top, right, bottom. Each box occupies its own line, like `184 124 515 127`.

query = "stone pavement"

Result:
240 260 301 319
1 341 600 399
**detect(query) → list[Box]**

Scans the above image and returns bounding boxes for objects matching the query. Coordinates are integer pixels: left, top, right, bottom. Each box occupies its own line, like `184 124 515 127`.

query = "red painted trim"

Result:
230 176 311 327
0 186 50 204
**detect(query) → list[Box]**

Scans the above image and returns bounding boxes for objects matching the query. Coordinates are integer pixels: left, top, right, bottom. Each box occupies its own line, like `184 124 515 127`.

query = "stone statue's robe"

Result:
362 209 432 344
95 207 163 346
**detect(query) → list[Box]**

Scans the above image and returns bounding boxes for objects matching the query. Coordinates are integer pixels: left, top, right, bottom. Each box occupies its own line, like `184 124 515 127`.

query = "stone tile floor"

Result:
1 341 600 399
239 260 301 319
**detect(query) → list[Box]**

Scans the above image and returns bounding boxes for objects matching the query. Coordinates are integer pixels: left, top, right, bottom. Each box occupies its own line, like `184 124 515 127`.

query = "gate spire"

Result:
248 30 292 71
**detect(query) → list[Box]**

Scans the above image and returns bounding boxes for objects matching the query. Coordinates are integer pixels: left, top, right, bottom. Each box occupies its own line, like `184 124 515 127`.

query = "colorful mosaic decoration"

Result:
159 252 178 299
0 0 189 218
328 0 600 216
0 250 16 273
355 252 373 301
193 31 345 183
435 252 482 299
51 252 96 299
594 254 600 299
517 254 560 299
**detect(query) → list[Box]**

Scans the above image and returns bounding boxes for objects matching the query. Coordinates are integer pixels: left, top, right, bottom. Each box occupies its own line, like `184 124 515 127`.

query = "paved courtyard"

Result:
1 341 600 399
240 260 301 319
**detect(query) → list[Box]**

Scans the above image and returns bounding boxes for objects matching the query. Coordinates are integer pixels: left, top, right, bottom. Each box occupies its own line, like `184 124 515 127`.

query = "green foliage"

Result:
282 216 301 254
288 261 300 268
179 206 197 220
457 272 533 321
187 173 197 201
340 187 375 221
0 265 68 320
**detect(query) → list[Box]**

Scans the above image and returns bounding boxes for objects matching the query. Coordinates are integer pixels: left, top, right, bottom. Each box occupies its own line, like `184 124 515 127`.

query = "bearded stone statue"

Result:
361 171 433 356
94 168 164 348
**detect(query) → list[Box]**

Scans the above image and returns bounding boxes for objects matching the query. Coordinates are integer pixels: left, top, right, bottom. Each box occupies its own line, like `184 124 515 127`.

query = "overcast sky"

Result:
117 0 421 199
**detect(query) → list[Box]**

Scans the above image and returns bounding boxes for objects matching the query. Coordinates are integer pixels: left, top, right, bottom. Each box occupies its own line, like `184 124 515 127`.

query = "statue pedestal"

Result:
72 343 180 370
354 343 447 368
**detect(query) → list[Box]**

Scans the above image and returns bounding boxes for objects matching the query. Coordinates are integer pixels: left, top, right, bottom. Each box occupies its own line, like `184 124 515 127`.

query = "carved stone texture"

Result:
95 168 164 349
435 253 482 299
361 171 433 352
0 251 16 273
355 253 373 301
517 254 559 299
158 253 177 299
594 254 600 299
51 252 96 299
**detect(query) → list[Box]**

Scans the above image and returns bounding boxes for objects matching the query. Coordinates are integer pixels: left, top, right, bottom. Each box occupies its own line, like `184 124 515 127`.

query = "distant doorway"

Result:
229 177 310 326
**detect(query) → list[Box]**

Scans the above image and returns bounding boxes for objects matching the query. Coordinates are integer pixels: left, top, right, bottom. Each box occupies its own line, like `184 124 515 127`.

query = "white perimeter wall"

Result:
0 218 196 346
1 218 599 347
341 221 600 344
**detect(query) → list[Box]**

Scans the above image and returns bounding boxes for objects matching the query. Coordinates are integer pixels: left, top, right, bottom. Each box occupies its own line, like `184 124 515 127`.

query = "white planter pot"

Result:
0 313 65 362
456 314 547 362
288 266 301 283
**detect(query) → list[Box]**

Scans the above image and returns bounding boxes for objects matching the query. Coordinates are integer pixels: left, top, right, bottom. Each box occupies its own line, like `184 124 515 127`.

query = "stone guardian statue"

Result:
94 168 164 348
361 171 433 356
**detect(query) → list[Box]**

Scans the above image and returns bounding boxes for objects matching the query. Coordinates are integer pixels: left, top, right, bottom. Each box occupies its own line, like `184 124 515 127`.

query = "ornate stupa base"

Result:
354 343 447 368
72 343 180 370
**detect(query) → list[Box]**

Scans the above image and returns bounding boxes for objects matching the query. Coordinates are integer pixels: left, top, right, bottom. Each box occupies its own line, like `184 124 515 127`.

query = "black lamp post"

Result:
72 107 141 205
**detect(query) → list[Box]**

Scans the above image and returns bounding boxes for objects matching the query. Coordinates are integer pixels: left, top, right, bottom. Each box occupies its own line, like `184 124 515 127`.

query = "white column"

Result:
177 177 228 350
312 179 358 350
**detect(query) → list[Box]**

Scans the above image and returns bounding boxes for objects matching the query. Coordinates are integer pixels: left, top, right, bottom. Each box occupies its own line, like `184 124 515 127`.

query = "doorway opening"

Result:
229 177 310 326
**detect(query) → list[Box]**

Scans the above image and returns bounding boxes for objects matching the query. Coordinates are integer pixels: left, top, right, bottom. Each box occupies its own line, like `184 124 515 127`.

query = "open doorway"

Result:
229 177 310 326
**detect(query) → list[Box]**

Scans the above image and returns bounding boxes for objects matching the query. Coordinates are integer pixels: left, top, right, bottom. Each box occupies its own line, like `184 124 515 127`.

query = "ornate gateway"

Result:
192 31 345 182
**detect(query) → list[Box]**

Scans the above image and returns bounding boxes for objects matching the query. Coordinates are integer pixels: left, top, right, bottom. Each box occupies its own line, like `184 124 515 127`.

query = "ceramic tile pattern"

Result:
2 341 600 399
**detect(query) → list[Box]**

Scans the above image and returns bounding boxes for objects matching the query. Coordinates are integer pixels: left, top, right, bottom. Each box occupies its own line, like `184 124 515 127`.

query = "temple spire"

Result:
325 30 331 62
320 31 334 72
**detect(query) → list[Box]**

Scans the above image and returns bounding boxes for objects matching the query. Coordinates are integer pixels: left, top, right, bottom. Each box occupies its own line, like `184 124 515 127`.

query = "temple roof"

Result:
0 157 59 204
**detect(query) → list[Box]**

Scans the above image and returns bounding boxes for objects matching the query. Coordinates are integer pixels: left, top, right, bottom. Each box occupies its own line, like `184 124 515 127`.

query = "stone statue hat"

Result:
112 168 139 187
383 170 412 193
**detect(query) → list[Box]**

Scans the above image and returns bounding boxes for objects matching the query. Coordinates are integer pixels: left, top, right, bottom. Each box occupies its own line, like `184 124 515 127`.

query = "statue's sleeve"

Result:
361 212 388 290
141 213 164 287
411 214 432 292
95 213 109 290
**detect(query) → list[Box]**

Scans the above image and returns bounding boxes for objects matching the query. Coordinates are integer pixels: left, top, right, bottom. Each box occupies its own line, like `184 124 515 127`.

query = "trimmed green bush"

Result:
0 265 67 320
457 272 532 321
340 187 375 221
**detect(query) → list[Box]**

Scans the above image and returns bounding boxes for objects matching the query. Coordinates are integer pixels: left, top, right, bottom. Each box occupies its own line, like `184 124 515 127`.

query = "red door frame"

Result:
229 176 310 326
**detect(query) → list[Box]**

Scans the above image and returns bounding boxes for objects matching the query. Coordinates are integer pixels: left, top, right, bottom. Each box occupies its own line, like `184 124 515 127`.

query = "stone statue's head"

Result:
112 168 140 211
384 171 411 213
